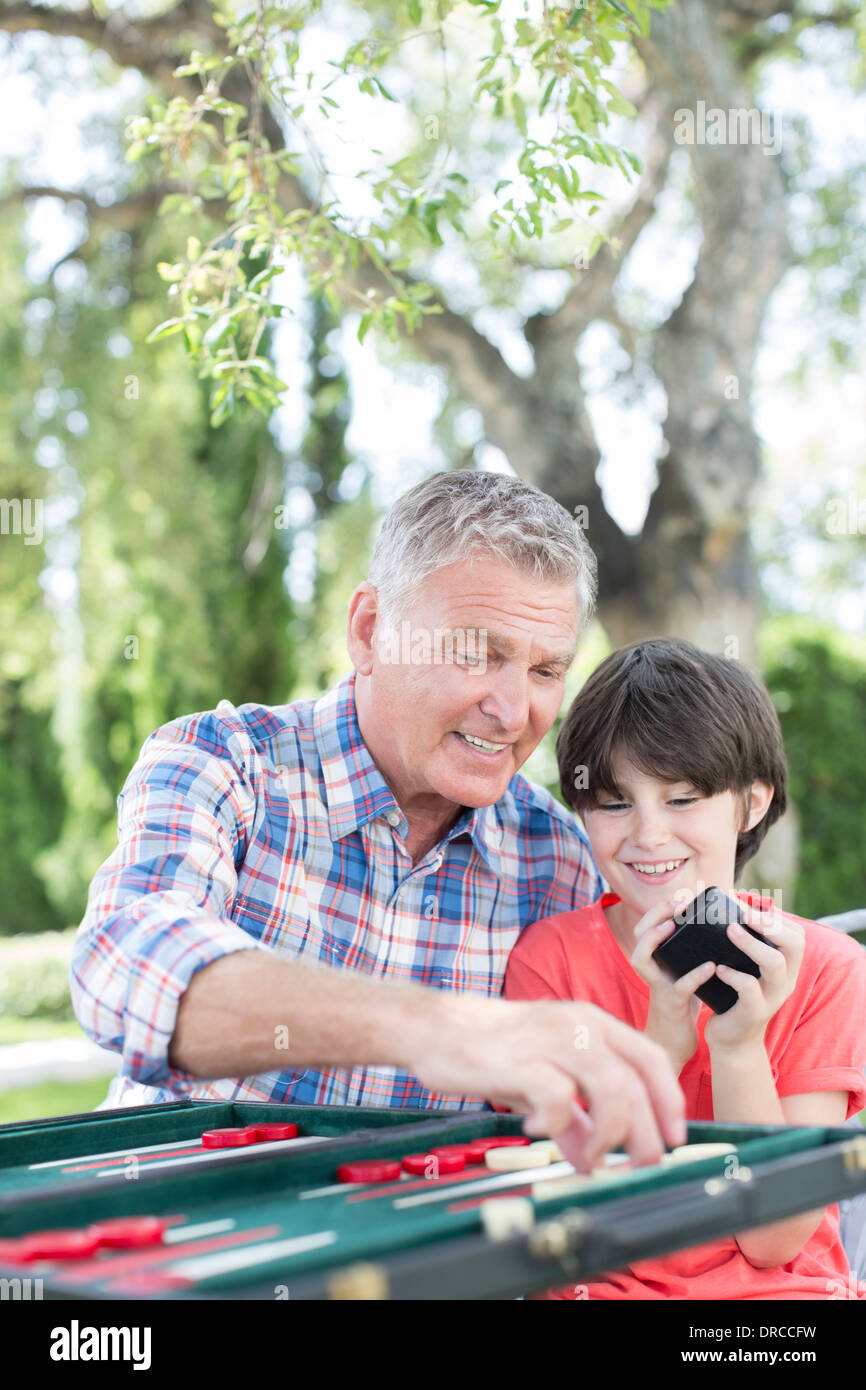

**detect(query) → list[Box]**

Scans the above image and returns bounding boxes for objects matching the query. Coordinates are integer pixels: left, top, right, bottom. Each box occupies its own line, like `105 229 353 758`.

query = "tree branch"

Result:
524 87 675 354
0 184 168 227
0 0 220 88
0 184 187 267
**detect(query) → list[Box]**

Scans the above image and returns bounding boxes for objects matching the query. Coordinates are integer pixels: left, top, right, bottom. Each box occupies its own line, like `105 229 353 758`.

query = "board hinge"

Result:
842 1135 866 1174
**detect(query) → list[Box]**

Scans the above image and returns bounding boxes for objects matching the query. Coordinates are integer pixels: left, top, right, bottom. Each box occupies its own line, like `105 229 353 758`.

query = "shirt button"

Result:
386 810 401 827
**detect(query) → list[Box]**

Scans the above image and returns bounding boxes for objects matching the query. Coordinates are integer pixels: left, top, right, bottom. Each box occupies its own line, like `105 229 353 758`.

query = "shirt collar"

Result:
442 801 506 875
314 672 401 840
313 673 507 874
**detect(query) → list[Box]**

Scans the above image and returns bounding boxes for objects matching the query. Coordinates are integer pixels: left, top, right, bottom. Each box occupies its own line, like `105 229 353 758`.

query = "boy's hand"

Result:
704 901 805 1053
630 896 715 1075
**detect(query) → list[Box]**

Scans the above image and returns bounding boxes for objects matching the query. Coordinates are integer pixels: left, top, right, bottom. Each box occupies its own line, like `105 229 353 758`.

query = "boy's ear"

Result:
744 780 774 831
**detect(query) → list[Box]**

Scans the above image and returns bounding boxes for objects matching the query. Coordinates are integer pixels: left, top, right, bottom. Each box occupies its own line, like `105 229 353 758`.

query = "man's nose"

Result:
477 666 530 733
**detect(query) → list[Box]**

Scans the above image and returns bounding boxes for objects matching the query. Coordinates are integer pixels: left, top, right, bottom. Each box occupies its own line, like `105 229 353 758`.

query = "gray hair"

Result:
368 470 598 632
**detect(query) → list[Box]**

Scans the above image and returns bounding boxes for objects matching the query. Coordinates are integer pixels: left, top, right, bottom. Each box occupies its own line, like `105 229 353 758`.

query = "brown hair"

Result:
556 638 788 878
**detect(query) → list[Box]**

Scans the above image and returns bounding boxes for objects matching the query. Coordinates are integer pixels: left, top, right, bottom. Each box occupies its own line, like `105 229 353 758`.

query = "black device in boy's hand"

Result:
652 885 781 1014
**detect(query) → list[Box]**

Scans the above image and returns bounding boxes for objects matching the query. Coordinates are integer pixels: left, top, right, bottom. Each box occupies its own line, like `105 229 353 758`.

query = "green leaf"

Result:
242 385 276 413
156 263 184 283
248 264 283 292
512 92 527 135
607 94 638 119
202 315 235 349
145 317 189 343
407 0 423 22
358 311 374 343
248 363 288 392
595 34 615 64
539 77 557 116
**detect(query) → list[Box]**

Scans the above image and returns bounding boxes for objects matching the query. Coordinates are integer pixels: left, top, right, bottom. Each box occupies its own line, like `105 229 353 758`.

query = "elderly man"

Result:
71 470 685 1170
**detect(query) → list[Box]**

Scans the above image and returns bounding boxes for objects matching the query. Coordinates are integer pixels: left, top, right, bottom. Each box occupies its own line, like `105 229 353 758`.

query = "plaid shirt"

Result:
71 672 604 1111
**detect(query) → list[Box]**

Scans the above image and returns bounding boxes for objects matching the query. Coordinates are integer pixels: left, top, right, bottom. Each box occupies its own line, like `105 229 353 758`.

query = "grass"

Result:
0 1018 113 1123
0 1017 83 1045
0 1077 110 1125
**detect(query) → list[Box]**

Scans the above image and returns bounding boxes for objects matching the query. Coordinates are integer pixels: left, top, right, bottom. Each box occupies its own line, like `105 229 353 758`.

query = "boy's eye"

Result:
597 797 698 811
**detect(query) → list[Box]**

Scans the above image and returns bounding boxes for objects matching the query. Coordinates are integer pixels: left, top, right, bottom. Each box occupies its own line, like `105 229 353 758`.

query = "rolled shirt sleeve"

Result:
70 711 270 1091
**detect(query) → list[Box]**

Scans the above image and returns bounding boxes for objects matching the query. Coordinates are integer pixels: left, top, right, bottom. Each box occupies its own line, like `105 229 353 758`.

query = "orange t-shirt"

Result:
504 890 866 1300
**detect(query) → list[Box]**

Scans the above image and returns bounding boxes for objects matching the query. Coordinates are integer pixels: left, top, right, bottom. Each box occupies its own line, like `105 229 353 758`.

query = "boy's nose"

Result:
630 819 672 850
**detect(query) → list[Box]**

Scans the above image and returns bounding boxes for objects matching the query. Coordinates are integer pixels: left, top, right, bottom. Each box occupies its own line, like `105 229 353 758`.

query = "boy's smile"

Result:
582 752 773 947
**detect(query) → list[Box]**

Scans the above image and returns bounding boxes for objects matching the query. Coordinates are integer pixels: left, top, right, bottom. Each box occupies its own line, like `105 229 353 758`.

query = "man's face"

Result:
356 555 580 812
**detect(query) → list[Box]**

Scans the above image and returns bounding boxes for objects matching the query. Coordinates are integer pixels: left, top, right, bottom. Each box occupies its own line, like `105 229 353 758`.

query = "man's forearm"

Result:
168 952 689 1173
169 950 475 1080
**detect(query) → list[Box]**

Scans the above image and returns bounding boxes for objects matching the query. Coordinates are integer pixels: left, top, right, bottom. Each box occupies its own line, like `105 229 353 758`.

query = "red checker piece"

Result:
252 1123 299 1142
0 1239 28 1265
88 1217 170 1249
465 1135 532 1164
201 1127 259 1149
20 1228 101 1261
336 1159 402 1184
426 1142 484 1165
402 1151 466 1177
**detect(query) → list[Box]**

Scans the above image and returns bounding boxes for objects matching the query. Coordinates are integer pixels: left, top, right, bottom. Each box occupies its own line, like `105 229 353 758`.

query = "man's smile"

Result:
453 731 513 758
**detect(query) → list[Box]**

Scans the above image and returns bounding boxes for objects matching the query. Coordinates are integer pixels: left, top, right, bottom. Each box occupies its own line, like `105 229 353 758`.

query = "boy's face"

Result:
581 752 773 920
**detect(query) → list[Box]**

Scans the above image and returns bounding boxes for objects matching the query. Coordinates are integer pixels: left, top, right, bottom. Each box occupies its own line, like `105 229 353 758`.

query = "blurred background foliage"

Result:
0 0 863 1052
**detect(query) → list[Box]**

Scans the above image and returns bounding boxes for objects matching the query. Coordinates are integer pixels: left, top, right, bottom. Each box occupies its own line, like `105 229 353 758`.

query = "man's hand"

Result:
170 952 686 1173
410 992 687 1172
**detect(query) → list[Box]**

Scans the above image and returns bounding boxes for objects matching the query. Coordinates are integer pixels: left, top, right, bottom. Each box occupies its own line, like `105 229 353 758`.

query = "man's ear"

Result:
346 582 380 676
744 780 774 832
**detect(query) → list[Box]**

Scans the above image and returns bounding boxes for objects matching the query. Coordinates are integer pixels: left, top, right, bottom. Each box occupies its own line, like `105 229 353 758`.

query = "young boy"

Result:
505 637 866 1300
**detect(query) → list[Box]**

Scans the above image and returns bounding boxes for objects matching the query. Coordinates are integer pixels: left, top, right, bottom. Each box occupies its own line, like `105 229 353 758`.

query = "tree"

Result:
3 0 862 661
2 0 864 909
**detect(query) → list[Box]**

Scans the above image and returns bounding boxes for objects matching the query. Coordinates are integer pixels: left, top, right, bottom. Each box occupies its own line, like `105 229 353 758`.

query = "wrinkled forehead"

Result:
408 556 581 644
